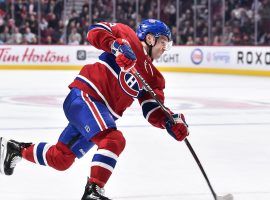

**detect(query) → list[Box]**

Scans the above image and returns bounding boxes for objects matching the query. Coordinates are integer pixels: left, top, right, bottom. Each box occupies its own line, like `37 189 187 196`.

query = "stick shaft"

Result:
184 139 217 200
132 69 217 200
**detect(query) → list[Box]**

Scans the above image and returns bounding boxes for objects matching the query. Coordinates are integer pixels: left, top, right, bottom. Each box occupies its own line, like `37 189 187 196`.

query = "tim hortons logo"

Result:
0 47 70 63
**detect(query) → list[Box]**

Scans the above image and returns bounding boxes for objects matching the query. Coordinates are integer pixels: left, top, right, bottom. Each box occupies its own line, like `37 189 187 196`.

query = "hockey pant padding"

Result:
22 142 76 171
89 129 126 187
63 88 116 140
59 123 95 158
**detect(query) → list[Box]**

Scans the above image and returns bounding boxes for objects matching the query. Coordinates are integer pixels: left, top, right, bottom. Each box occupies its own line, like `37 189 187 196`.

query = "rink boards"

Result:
0 45 270 76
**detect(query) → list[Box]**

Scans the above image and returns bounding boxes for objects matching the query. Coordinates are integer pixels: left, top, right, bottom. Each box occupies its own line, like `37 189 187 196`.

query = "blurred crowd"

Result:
0 0 269 46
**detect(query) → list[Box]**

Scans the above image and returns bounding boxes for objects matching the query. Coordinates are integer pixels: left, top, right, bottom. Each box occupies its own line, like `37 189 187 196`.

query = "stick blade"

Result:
217 193 234 200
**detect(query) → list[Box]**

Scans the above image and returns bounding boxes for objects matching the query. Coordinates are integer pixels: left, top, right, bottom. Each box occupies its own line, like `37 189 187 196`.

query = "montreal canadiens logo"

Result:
118 71 143 98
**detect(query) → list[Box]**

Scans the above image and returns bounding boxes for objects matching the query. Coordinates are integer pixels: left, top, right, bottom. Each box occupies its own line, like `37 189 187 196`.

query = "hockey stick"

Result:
131 68 233 200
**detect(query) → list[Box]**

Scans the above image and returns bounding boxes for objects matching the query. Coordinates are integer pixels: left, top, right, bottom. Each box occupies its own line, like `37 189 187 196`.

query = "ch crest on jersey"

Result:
118 71 143 98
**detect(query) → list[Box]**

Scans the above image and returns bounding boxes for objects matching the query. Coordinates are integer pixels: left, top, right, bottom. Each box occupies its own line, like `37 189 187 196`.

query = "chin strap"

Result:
148 44 153 58
144 37 158 58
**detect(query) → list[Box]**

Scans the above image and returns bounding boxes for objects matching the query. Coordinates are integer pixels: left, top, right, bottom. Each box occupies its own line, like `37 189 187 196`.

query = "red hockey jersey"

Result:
69 22 169 129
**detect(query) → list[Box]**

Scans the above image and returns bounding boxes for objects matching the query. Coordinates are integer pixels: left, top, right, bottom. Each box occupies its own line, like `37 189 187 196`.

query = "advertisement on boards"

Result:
0 45 102 69
1 45 269 74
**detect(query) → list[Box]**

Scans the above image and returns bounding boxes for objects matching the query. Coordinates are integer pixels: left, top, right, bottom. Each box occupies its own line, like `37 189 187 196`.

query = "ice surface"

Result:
0 70 270 200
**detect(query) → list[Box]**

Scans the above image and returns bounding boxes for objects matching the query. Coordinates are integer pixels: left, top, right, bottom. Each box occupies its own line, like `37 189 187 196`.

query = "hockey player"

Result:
0 19 189 200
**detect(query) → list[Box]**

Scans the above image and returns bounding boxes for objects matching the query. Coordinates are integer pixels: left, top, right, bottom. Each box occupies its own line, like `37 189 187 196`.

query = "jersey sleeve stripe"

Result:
96 23 112 32
141 99 159 107
145 107 160 121
99 52 120 77
97 60 118 78
141 100 160 119
88 23 112 33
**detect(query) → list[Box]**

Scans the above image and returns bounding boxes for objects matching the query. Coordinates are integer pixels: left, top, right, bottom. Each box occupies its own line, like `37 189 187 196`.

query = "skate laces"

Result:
10 156 22 168
95 184 105 196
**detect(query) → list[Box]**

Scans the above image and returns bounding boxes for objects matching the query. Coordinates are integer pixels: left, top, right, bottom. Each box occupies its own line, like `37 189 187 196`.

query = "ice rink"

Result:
0 70 270 200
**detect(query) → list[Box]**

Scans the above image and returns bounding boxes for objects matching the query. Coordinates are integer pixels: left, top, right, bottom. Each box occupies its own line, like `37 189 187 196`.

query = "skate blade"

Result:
217 193 234 200
0 137 8 175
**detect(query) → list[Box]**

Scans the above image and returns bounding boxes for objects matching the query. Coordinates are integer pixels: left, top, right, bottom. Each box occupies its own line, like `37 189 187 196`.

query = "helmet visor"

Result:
156 36 173 51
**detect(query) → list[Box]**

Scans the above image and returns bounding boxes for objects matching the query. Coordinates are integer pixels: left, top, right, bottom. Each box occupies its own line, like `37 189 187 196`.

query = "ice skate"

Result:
81 181 111 200
0 137 32 175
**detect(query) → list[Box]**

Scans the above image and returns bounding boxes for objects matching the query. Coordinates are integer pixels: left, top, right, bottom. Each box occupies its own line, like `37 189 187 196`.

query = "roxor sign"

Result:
237 51 270 65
